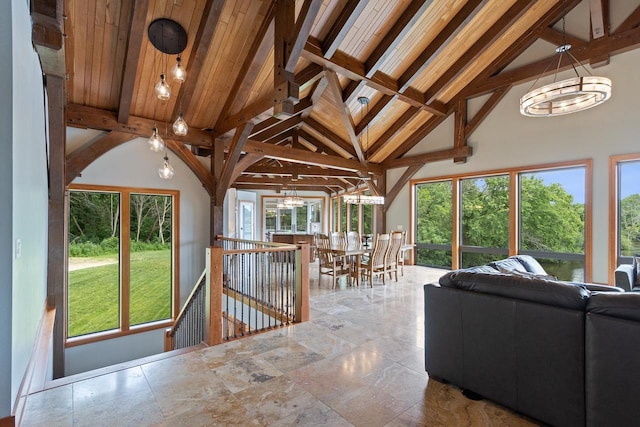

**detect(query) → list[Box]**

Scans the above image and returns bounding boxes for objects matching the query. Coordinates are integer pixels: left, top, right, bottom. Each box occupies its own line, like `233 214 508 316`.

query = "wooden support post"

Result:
205 247 223 346
295 244 310 322
45 75 66 379
274 0 297 117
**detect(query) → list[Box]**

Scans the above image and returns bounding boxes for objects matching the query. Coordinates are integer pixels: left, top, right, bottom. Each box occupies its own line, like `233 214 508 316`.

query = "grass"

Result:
68 250 172 337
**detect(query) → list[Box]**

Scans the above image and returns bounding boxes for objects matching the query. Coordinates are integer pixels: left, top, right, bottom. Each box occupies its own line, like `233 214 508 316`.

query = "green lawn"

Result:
68 250 172 337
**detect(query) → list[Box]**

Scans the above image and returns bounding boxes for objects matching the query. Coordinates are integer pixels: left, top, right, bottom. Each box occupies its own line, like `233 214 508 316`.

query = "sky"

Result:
620 162 640 199
526 168 586 204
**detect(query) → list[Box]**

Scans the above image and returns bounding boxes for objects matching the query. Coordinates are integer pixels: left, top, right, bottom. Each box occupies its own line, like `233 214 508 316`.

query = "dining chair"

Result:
316 233 348 288
397 230 407 276
386 231 404 282
359 233 390 286
347 231 361 250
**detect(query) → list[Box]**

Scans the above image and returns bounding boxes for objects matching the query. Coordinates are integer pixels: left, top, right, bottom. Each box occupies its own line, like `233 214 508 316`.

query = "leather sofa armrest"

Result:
614 264 634 292
581 283 624 293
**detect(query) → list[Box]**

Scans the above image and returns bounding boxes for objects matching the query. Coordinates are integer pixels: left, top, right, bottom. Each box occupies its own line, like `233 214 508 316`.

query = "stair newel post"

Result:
205 247 223 345
295 243 310 323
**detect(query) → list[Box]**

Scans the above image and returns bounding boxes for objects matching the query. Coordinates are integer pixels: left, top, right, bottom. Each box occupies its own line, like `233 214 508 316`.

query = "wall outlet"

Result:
15 238 22 259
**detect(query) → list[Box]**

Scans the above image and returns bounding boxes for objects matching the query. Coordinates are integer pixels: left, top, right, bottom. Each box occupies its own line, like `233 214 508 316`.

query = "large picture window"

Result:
262 197 323 235
611 154 640 280
412 161 590 281
67 185 178 342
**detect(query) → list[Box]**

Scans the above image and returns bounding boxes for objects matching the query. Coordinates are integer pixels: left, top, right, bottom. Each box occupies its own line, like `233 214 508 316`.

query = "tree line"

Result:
69 191 172 256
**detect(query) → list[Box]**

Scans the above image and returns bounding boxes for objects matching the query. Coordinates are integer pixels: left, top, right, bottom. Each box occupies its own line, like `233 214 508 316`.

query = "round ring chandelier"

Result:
520 42 612 117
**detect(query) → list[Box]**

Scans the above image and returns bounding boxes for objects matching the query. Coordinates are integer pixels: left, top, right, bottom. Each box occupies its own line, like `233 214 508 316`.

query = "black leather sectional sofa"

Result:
424 255 638 427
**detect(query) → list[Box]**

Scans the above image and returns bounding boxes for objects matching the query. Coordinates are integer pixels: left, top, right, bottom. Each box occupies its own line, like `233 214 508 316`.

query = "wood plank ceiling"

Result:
58 0 640 201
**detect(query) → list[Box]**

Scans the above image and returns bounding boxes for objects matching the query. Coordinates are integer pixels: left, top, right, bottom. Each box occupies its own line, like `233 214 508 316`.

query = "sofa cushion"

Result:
497 267 557 281
441 271 590 310
587 292 640 322
438 265 498 287
508 255 548 275
489 258 528 273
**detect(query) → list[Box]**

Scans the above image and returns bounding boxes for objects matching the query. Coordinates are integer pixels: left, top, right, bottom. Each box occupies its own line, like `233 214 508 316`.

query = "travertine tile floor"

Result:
21 265 539 426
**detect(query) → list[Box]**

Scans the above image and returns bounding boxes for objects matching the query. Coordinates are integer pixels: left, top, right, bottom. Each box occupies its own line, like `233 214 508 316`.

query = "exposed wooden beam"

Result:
230 154 264 184
298 129 342 157
384 146 472 169
383 165 422 212
117 0 150 124
244 164 360 178
614 5 640 34
217 123 254 202
237 139 383 174
214 94 274 136
424 0 537 105
590 0 608 39
463 0 582 97
386 114 449 161
166 139 214 196
31 0 65 77
286 0 323 72
398 0 486 92
262 128 295 146
304 117 357 158
251 115 302 141
66 104 214 146
365 0 433 78
214 1 276 128
453 99 467 164
325 71 365 163
302 37 447 116
590 0 610 67
368 106 421 159
233 183 332 193
470 26 640 96
354 94 394 136
66 131 137 185
465 86 510 137
235 175 345 188
173 0 226 121
322 0 367 59
274 0 297 116
538 27 586 49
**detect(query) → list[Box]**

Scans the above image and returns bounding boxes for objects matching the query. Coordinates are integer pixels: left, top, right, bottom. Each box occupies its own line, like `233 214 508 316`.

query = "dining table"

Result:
329 245 369 286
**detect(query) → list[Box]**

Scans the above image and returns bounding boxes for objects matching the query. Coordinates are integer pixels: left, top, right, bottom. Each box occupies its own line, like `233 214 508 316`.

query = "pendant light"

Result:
154 73 171 101
148 126 165 152
173 111 188 136
158 154 175 179
171 55 186 83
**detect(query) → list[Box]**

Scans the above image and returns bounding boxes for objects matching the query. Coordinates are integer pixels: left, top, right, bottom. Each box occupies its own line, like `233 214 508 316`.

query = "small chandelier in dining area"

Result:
519 11 611 117
277 188 305 208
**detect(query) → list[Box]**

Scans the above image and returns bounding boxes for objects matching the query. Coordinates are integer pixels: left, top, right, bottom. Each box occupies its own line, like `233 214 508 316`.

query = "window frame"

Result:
66 184 180 347
609 153 640 284
410 159 592 280
261 196 324 236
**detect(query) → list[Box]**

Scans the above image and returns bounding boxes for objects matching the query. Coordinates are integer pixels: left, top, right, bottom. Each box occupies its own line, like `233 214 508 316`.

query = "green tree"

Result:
620 193 640 255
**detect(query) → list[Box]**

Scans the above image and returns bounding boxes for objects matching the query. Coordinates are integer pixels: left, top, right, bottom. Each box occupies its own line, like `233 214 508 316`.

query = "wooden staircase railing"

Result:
165 237 310 351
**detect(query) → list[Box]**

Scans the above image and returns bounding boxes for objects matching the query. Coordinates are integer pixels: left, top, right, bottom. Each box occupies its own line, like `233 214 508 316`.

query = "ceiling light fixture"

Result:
173 111 188 136
520 7 611 117
148 126 165 152
343 97 384 205
171 55 186 83
278 187 304 208
158 153 175 180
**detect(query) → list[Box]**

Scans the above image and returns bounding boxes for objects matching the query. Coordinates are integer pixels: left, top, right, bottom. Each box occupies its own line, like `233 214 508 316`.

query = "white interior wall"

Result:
385 49 640 283
66 137 210 374
1 0 50 415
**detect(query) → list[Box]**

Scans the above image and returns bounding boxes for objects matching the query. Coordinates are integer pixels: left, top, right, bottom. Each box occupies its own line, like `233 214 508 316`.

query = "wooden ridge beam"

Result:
65 131 137 185
384 146 472 169
235 175 346 188
215 2 276 128
66 104 214 146
424 0 537 105
322 0 367 59
172 0 225 121
117 0 150 124
236 139 383 174
166 139 214 196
